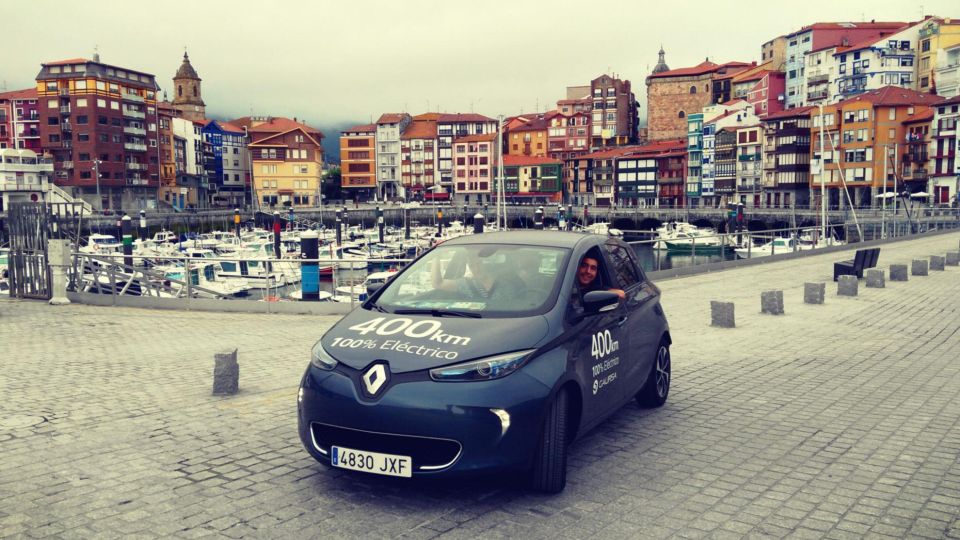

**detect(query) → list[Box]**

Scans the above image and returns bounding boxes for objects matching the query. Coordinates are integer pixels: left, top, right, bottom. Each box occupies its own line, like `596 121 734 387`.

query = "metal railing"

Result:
68 251 415 311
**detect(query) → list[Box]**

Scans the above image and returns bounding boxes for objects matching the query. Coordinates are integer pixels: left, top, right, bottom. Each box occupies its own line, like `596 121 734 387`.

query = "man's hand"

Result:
611 288 626 299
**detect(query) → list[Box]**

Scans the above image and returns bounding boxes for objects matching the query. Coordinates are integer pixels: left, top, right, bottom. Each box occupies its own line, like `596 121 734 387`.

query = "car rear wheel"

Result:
530 388 568 493
636 341 670 408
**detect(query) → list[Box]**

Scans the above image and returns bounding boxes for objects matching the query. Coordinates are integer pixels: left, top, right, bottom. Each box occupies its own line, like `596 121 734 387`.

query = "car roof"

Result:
441 231 602 249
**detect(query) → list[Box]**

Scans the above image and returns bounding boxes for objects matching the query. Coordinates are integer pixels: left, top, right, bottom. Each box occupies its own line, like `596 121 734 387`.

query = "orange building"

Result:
810 86 943 209
503 114 550 157
339 123 376 200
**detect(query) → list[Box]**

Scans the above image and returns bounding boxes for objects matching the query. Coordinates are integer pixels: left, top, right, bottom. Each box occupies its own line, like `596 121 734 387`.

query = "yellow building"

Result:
232 116 325 209
918 17 960 93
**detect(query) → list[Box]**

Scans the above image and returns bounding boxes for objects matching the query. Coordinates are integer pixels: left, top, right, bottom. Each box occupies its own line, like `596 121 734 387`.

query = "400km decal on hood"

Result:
330 317 472 360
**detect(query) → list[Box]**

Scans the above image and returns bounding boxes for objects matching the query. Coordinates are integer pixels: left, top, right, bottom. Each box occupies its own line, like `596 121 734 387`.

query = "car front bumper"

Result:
297 365 554 477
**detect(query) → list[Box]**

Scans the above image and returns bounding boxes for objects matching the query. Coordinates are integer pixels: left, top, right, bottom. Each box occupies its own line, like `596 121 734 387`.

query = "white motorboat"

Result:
653 222 727 253
157 262 252 298
735 237 802 259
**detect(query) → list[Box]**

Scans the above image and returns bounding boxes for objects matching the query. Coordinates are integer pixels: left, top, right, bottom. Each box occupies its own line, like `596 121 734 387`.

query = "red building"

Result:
36 56 161 211
0 88 41 151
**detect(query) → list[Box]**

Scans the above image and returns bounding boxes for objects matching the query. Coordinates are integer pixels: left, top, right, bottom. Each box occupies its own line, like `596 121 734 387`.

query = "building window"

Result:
690 86 697 94
678 111 686 118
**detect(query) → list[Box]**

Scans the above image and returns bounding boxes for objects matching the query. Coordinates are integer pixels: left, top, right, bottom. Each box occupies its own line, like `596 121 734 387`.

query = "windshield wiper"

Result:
393 308 482 318
368 303 388 313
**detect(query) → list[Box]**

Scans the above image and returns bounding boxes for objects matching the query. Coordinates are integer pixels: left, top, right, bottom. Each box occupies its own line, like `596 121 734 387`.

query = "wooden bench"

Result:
833 247 880 281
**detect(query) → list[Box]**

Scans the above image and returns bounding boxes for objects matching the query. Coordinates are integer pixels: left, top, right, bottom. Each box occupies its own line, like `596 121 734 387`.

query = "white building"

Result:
0 148 53 212
830 23 922 102
931 96 960 205
935 43 960 98
375 113 411 200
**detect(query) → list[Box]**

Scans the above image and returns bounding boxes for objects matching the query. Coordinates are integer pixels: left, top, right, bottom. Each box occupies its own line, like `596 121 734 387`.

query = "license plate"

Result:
331 446 412 478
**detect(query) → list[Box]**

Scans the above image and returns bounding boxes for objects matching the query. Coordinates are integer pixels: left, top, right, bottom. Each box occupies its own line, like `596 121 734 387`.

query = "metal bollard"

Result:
300 230 319 301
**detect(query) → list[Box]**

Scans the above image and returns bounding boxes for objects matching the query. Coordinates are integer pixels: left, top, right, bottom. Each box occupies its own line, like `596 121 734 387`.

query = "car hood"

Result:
322 309 551 374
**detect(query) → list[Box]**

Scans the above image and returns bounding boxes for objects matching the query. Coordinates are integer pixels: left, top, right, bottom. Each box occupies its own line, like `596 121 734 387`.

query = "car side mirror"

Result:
583 290 620 315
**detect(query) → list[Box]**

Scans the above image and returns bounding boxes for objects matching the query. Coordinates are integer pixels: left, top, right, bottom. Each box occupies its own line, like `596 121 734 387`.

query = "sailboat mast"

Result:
818 104 826 241
497 114 505 230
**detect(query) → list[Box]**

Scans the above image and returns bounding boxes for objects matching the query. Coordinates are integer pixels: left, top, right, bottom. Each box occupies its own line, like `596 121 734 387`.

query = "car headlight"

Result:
310 340 338 370
429 350 536 382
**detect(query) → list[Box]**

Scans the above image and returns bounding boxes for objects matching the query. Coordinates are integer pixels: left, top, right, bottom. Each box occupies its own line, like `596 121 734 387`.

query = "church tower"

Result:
172 51 205 121
652 46 670 75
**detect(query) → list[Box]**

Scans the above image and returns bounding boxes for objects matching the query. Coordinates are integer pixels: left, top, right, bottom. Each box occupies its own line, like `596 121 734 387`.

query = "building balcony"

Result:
737 181 762 191
124 143 148 152
61 161 74 169
737 153 761 162
60 122 72 133
125 177 150 186
903 168 928 181
59 105 71 115
807 74 829 85
776 143 810 154
122 108 145 119
126 162 147 171
807 89 829 101
123 126 146 136
122 93 145 103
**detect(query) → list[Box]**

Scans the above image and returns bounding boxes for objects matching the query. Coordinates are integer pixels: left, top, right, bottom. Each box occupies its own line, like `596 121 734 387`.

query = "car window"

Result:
604 241 640 289
373 244 570 317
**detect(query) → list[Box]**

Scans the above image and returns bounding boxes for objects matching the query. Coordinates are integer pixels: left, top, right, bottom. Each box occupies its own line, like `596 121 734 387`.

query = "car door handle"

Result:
617 315 628 327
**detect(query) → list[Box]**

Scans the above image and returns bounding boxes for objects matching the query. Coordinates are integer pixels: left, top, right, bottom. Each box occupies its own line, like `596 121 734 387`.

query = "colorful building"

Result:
504 114 550 157
233 116 325 209
436 113 497 198
935 43 960 97
685 113 704 206
931 95 959 204
171 52 206 122
496 155 563 205
450 133 496 205
810 86 943 210
830 21 923 101
0 88 41 152
761 106 814 208
917 17 960 94
35 55 162 211
201 120 249 207
735 125 763 207
339 123 377 201
400 117 438 200
779 21 906 108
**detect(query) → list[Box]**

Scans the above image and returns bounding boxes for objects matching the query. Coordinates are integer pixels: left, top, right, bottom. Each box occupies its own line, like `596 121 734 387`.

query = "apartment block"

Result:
375 113 411 200
453 133 496 204
589 74 638 148
36 55 161 211
340 123 377 200
761 106 813 208
930 96 959 203
0 89 41 151
496 155 562 205
436 113 497 197
400 117 438 201
202 120 249 207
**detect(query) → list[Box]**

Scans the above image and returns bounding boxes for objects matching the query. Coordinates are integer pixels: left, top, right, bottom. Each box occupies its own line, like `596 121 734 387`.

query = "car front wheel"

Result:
636 341 670 408
530 388 568 493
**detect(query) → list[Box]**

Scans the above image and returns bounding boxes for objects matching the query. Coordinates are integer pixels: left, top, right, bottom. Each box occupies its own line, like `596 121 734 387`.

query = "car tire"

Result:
636 340 671 408
530 388 568 493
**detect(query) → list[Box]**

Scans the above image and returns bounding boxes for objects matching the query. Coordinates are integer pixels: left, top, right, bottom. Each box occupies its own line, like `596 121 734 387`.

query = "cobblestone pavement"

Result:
2 233 960 539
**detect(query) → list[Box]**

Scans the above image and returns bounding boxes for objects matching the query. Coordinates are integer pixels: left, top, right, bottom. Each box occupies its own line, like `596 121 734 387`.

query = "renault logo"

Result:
362 363 388 396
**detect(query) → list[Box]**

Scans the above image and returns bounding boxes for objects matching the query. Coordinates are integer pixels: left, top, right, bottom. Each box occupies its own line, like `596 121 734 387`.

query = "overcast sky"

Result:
2 0 955 132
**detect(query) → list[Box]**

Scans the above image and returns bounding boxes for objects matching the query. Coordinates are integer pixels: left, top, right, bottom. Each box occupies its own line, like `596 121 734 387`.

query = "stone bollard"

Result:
912 259 929 276
866 269 885 288
837 275 859 297
710 301 735 328
946 252 960 266
760 291 784 315
213 349 239 395
804 282 825 304
890 264 909 281
47 239 72 306
930 255 945 271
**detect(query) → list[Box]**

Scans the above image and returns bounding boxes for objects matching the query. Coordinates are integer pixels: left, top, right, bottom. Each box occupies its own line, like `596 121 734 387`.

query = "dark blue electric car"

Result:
298 231 671 492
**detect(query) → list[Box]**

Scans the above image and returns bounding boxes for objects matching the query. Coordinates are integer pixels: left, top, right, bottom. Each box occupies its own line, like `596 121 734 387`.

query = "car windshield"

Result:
373 244 570 317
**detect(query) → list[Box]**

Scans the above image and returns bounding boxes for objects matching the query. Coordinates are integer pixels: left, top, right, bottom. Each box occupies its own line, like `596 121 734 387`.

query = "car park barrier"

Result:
837 275 859 297
710 301 735 328
930 255 945 271
866 269 885 288
946 252 960 266
213 348 239 395
804 283 825 304
912 259 929 276
760 291 784 315
890 264 909 281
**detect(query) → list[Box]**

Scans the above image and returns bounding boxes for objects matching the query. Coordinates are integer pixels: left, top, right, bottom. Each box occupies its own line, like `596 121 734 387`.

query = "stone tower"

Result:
172 51 205 121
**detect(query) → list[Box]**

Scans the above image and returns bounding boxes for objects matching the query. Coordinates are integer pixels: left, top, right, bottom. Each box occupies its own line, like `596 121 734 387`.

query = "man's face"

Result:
577 257 598 287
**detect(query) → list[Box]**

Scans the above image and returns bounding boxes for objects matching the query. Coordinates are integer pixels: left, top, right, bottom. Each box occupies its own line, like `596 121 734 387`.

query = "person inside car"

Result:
576 255 625 300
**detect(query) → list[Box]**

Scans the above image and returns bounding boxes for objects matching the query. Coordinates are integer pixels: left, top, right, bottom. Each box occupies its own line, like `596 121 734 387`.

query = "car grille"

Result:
311 423 462 471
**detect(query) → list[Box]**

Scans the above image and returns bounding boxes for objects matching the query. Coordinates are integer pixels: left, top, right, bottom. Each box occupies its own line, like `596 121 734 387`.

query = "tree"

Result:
322 166 343 202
